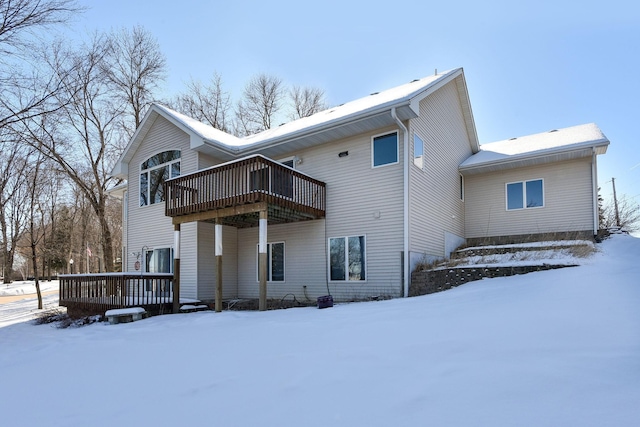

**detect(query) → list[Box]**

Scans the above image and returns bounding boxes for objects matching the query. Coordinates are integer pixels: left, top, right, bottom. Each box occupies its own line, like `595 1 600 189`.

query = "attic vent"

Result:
337 103 344 106
370 92 379 96
279 123 286 126
509 137 517 140
549 129 558 132
410 79 420 83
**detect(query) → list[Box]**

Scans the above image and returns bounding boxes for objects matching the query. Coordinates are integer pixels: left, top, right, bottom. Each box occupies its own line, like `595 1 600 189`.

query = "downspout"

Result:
591 148 599 236
391 107 410 297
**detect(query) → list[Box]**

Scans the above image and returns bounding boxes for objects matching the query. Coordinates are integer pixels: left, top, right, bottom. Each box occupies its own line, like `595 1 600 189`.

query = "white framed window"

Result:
372 132 398 168
140 150 181 206
329 235 366 281
145 247 173 273
506 179 544 210
256 242 285 282
144 247 173 295
413 134 424 169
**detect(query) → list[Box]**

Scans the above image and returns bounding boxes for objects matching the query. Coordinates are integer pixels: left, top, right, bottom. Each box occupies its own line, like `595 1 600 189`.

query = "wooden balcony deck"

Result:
164 155 326 227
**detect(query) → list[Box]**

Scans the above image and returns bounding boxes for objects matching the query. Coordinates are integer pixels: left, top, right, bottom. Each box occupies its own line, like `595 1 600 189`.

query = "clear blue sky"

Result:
68 0 639 203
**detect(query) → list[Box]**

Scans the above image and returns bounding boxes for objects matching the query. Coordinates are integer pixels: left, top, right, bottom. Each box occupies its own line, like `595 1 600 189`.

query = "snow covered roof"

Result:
153 104 243 147
239 69 463 146
459 123 609 174
111 68 478 177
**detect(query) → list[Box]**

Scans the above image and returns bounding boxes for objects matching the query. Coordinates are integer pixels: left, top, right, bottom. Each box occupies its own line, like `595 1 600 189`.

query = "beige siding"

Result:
408 80 472 261
464 158 595 238
125 115 199 298
197 223 238 300
236 220 327 300
197 152 224 169
293 127 405 299
179 222 198 298
231 127 405 300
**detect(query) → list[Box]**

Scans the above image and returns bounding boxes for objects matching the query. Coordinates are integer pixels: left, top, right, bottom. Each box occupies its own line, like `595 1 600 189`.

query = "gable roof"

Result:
112 68 479 177
459 123 610 175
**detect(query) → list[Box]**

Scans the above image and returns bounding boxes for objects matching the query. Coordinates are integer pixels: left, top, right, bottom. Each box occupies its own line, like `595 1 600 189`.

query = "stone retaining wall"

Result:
410 264 576 297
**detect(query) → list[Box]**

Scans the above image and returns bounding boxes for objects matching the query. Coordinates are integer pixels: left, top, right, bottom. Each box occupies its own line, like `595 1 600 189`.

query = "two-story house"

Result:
108 67 609 310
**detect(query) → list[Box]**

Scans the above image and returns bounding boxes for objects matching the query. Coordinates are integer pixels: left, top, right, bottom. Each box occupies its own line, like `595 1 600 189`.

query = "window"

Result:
506 179 544 210
140 150 181 206
144 247 173 295
329 236 366 281
413 134 424 168
257 242 285 282
459 174 464 201
145 248 173 273
372 132 398 167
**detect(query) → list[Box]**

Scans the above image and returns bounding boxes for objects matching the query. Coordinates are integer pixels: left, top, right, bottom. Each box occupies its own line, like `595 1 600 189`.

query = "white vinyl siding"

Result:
125 115 199 298
197 222 238 301
234 127 405 301
408 79 472 261
300 127 404 299
464 158 594 239
236 220 326 300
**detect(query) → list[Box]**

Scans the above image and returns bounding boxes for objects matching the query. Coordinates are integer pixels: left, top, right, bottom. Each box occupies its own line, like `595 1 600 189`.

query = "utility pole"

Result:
612 177 621 227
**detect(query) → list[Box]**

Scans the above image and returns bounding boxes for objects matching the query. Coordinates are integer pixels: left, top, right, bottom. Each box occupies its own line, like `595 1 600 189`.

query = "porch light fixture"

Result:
338 151 349 158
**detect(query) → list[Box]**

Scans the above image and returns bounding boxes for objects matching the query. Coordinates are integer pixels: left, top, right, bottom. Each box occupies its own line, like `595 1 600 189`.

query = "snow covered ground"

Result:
0 279 59 296
0 235 638 426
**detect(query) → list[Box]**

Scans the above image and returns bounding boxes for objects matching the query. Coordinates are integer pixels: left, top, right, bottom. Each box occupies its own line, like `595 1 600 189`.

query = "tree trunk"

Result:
32 240 43 310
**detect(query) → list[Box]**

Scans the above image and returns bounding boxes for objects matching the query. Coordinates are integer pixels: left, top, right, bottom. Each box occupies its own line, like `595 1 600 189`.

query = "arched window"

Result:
140 150 181 206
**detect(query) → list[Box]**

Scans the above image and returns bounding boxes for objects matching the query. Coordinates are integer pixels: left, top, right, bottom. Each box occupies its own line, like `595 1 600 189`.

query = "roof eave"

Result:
199 69 466 157
408 68 479 152
459 139 610 175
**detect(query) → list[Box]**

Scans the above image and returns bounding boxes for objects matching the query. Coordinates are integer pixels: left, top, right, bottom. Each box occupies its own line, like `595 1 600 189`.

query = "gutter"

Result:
459 140 610 175
592 148 599 236
391 107 410 298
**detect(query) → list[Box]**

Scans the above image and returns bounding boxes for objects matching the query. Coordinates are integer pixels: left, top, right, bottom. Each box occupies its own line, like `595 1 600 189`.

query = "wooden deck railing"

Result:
164 155 326 220
59 273 174 316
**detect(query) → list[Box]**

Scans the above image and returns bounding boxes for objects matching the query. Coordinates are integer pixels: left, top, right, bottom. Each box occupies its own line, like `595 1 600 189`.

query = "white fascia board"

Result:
459 139 610 174
408 68 463 115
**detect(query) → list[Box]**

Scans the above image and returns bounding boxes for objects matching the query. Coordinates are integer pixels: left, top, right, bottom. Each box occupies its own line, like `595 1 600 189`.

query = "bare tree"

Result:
23 28 165 272
24 149 47 308
0 129 32 283
235 73 284 135
171 72 231 132
290 85 325 119
103 25 166 135
0 0 83 128
23 35 119 271
601 195 640 233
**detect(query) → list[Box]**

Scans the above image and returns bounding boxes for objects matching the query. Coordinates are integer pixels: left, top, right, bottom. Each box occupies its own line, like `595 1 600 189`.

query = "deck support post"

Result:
259 209 268 311
173 224 181 314
215 220 223 313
